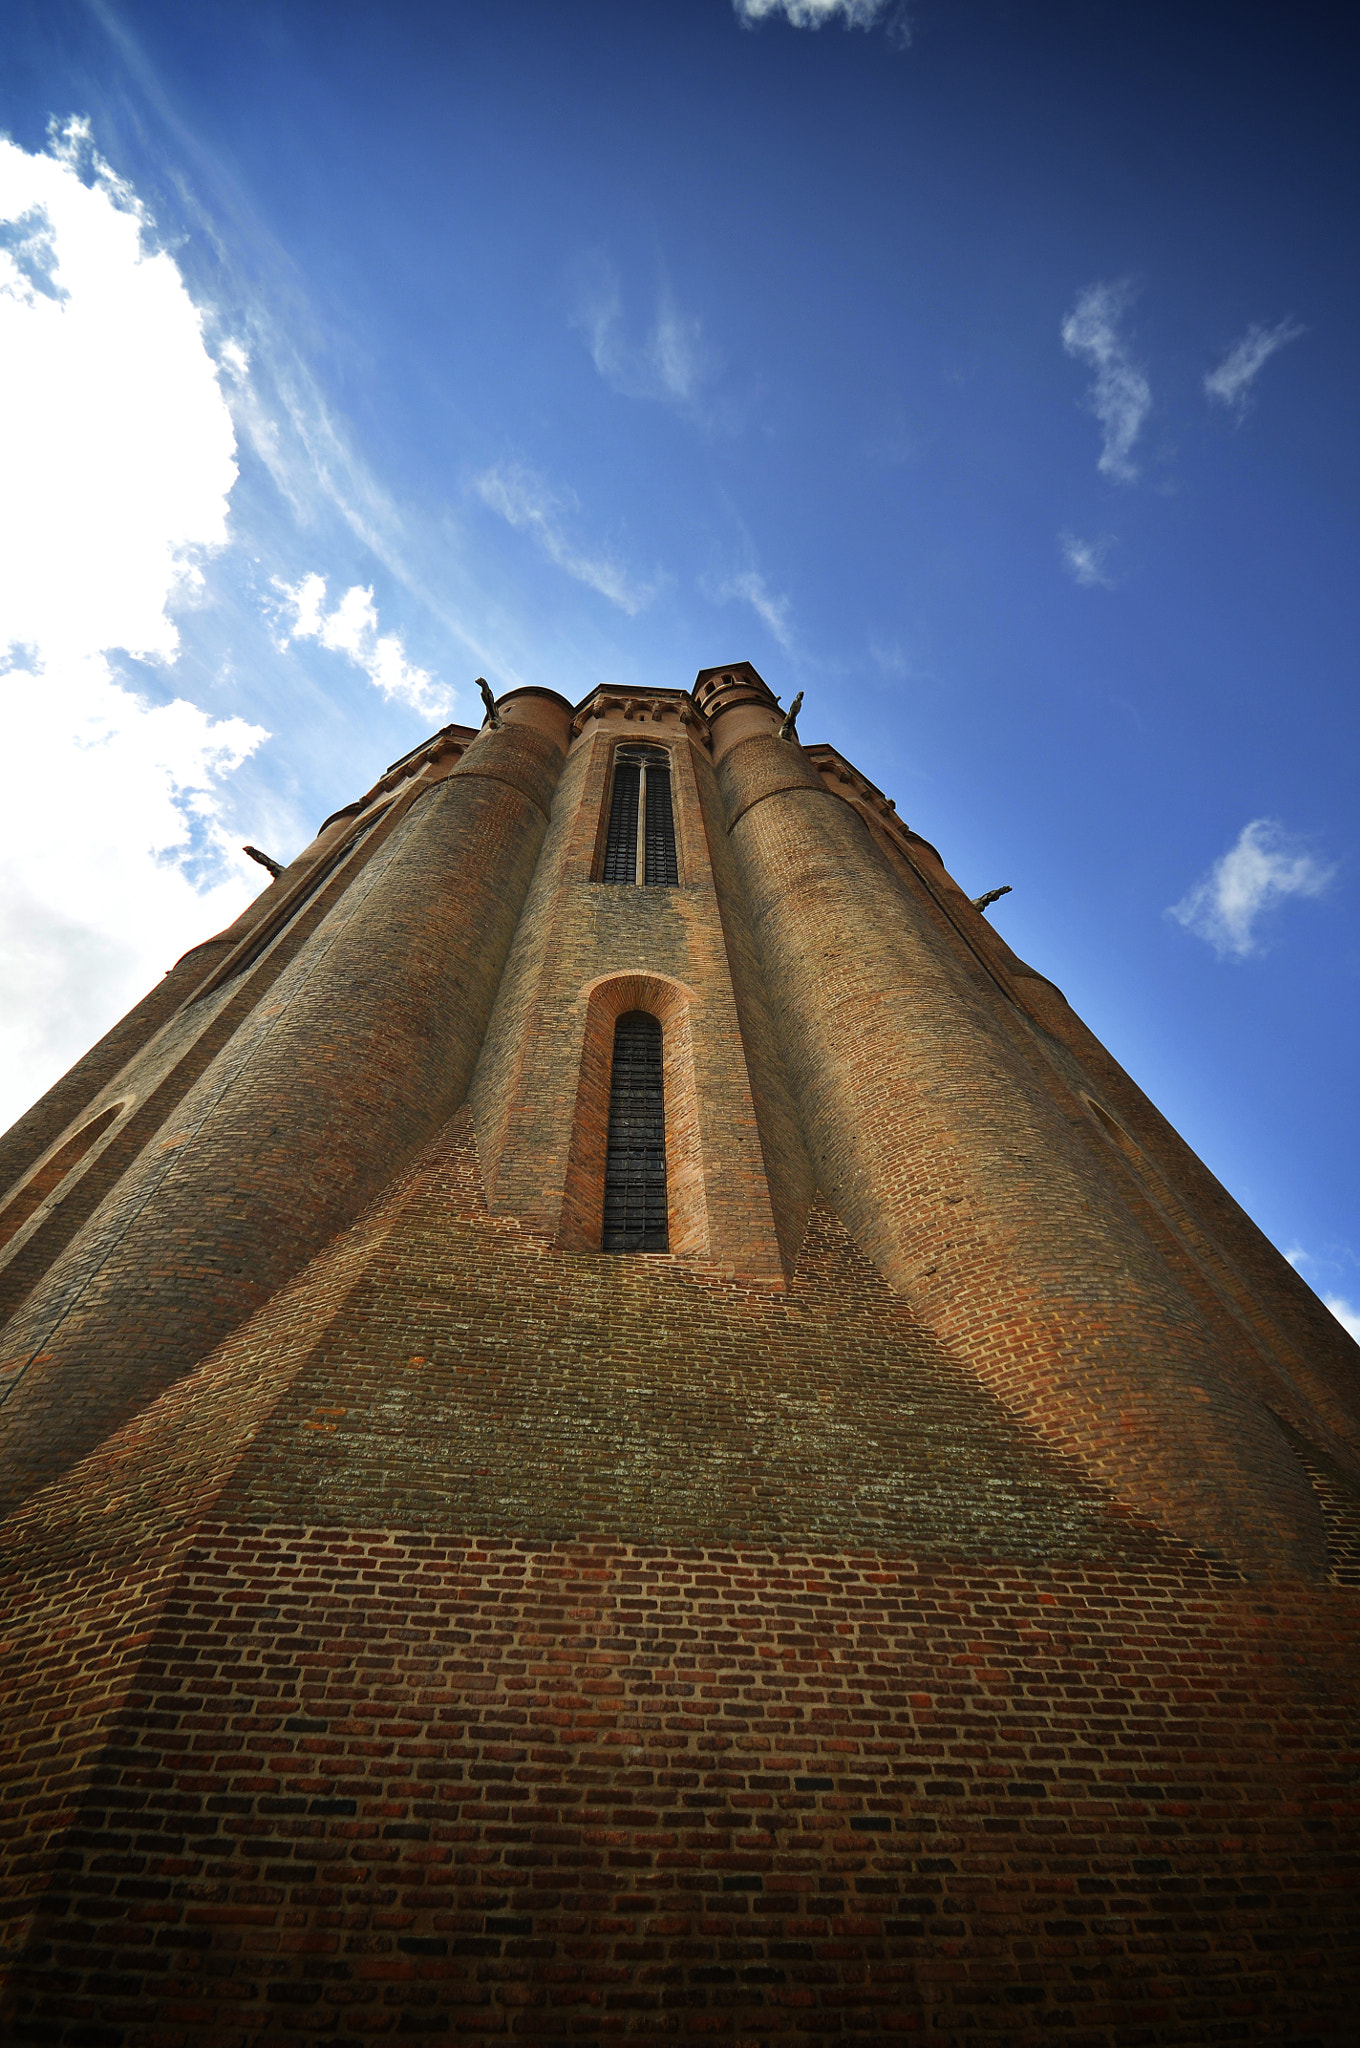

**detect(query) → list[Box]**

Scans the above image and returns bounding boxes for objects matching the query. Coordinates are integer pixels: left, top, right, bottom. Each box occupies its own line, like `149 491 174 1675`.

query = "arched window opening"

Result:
1087 1098 1137 1157
601 747 678 886
190 808 388 1004
0 1102 124 1253
602 1011 668 1251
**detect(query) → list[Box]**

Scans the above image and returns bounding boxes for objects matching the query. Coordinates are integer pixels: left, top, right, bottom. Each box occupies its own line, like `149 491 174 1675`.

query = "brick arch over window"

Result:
557 973 707 1257
0 1100 127 1254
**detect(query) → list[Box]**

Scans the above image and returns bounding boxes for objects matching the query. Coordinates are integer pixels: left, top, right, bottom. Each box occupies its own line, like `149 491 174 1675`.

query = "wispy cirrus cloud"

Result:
703 568 794 650
215 312 505 669
1169 818 1335 960
107 42 504 681
1059 530 1117 589
734 0 908 37
86 0 418 581
273 573 452 720
868 637 913 679
1205 317 1306 418
572 258 715 412
473 462 659 616
1061 279 1151 483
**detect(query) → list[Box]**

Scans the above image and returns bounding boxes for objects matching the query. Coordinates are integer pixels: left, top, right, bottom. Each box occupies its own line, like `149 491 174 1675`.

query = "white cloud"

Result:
473 463 658 615
734 0 904 32
1323 1296 1360 1345
0 118 267 1133
1168 818 1335 960
0 118 237 664
1283 1251 1360 1344
0 659 266 1122
705 568 794 650
1060 279 1152 483
273 572 451 720
1205 317 1306 417
1059 530 1116 588
572 261 714 411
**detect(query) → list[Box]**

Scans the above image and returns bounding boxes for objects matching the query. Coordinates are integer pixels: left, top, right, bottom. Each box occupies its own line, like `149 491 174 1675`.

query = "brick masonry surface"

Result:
0 711 567 1522
10 1535 1360 2048
1 1113 1358 2044
2 668 1359 2044
712 725 1330 1578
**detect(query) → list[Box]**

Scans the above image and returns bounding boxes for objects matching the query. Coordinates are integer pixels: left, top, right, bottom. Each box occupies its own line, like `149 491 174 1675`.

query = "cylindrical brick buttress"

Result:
710 682 1326 1577
0 692 572 1517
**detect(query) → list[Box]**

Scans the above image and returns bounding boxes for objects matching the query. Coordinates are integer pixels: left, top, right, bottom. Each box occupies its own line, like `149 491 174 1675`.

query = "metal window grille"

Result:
601 763 641 883
600 750 677 885
601 1011 668 1252
643 765 678 885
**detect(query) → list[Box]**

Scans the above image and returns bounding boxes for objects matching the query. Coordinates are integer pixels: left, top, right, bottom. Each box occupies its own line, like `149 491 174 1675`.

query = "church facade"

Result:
1 663 1357 2042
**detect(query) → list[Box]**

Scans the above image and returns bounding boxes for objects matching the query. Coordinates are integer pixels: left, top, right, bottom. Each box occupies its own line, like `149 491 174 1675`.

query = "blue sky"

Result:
1 0 1356 1325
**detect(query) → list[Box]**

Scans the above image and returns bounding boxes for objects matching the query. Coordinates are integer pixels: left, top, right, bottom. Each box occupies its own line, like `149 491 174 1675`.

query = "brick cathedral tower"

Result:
1 665 1358 2044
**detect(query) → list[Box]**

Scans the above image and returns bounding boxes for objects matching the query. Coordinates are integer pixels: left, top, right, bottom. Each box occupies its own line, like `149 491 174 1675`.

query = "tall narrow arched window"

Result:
602 1011 668 1251
601 747 678 885
0 1102 124 1253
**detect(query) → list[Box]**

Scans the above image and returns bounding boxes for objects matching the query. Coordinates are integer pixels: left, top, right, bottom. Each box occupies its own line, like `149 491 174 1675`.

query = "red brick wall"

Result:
4 1532 1359 2045
2 1105 1356 2042
0 727 458 1213
0 728 483 1335
469 707 788 1281
0 708 569 1523
797 752 1360 1488
712 713 1332 1577
2 667 1359 2044
0 1140 405 1971
802 741 1360 1465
